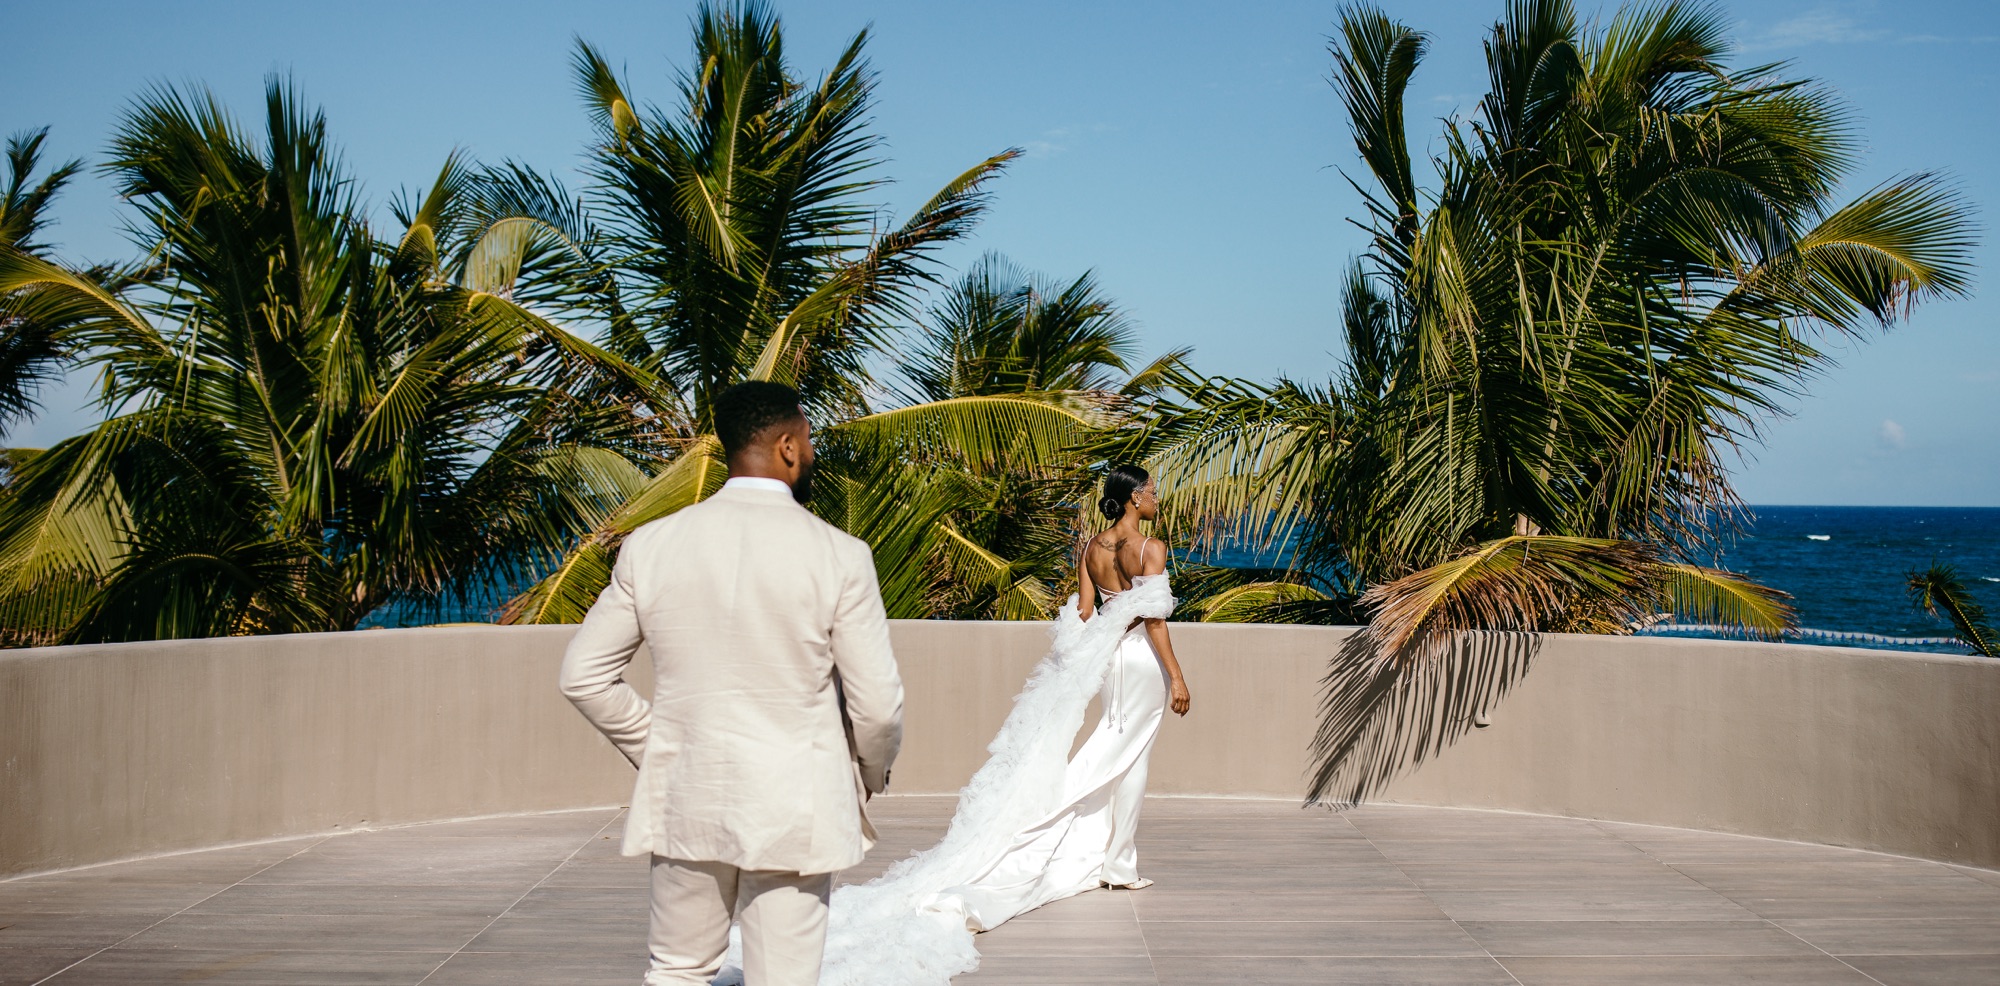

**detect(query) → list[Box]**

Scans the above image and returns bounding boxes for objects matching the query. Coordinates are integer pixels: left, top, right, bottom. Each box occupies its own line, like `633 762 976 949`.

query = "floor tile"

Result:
1775 916 2000 955
0 947 95 985
415 949 646 985
1372 838 1654 864
1346 810 1608 841
1671 860 1989 895
536 857 651 890
1000 889 1136 923
0 882 230 915
1131 889 1448 922
1707 886 2000 920
1139 919 1484 957
10 799 1997 984
1948 864 2000 889
42 948 446 984
1155 955 1518 984
1395 859 1702 891
186 884 519 917
240 853 555 888
1425 887 1755 922
0 912 164 949
1840 954 2000 986
22 842 318 886
1497 954 1879 984
959 954 1158 984
462 888 647 952
117 911 494 952
370 810 619 840
976 919 1148 958
1459 919 1815 956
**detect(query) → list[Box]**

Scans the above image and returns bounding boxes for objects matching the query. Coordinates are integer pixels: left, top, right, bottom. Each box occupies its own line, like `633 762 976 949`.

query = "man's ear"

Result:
773 427 800 468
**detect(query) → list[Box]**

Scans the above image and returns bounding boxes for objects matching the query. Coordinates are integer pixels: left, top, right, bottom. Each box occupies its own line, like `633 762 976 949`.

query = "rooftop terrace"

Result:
5 623 1999 984
7 796 1999 985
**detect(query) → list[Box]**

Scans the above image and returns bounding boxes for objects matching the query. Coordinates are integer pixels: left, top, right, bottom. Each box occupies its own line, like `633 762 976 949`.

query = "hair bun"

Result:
1098 496 1124 521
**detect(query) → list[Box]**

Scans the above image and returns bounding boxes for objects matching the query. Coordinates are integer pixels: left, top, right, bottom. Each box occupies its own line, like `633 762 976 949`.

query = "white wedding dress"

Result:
714 572 1177 986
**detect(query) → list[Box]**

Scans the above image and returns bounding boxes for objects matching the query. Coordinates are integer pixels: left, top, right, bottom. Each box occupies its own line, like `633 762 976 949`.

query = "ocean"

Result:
1684 505 2000 652
372 505 2000 653
1204 505 2000 654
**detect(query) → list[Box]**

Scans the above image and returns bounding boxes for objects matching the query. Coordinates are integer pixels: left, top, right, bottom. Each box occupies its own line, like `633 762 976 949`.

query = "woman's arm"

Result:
1077 535 1096 622
1140 539 1191 716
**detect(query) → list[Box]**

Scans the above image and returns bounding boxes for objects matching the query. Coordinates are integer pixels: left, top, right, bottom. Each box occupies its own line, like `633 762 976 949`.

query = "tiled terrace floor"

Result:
5 797 1999 984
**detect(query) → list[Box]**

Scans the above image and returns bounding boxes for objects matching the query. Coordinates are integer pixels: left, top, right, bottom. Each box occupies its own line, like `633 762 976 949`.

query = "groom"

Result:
560 380 905 985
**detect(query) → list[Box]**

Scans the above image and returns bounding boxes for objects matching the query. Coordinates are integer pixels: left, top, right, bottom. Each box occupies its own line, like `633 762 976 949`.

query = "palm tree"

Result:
0 81 664 644
1123 0 1973 657
0 128 84 440
891 254 1189 619
497 2 1104 624
1908 563 1997 657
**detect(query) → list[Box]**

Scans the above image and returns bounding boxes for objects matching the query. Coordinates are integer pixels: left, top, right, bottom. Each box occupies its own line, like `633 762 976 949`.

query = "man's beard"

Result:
790 458 816 504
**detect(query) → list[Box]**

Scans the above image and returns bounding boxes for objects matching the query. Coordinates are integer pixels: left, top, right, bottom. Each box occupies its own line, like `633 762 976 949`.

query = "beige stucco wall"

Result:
4 623 1997 878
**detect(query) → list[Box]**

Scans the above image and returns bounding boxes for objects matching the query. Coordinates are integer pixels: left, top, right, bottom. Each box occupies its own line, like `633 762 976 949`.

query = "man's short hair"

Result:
713 381 805 457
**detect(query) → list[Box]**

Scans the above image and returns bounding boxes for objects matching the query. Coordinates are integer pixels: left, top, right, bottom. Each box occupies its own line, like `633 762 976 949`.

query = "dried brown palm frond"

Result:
1360 535 1659 661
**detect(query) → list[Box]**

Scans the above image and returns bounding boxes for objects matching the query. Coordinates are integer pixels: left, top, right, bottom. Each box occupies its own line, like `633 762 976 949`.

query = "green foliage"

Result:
1114 0 1970 650
0 128 85 438
495 2 1151 626
900 254 1145 401
0 81 663 643
1907 562 1998 657
0 0 1971 647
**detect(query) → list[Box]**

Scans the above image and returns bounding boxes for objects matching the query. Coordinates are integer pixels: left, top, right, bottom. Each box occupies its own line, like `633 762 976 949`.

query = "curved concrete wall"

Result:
4 623 1997 878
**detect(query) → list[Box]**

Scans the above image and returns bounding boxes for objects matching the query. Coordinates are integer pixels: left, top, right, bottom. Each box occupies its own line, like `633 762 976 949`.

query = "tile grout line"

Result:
1597 820 1893 986
1738 912 1891 983
29 835 337 986
1123 886 1163 986
410 809 628 986
1347 813 1529 986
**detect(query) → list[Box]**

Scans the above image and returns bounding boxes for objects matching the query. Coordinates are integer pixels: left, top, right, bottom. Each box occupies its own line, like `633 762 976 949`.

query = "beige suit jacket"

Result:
558 483 904 874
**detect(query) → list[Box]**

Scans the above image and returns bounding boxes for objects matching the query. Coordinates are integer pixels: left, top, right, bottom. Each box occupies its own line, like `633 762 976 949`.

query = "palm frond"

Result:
1907 563 1998 657
830 395 1094 470
1656 562 1794 639
1361 536 1656 659
499 538 616 626
936 520 1058 620
1189 580 1332 623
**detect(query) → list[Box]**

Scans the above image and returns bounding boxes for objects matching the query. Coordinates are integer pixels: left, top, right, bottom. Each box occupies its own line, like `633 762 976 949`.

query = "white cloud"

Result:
1741 4 1995 51
1761 9 1887 47
1878 418 1907 450
1020 124 1116 160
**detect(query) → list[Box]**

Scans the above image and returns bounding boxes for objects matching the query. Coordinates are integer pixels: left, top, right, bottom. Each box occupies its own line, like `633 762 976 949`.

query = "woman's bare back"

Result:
1084 531 1162 596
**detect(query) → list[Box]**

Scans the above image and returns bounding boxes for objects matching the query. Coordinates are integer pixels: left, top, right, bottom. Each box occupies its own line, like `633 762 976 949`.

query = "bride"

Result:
718 464 1192 985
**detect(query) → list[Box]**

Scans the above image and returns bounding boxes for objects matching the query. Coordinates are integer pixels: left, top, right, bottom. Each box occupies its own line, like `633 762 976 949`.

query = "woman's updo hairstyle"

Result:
1098 464 1151 521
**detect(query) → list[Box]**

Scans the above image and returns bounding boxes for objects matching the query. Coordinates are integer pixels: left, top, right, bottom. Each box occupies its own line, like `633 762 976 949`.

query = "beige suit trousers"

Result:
646 856 832 986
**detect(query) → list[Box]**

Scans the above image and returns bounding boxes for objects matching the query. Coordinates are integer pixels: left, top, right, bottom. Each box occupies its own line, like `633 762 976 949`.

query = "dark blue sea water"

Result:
1205 506 2000 652
370 505 2000 652
1697 506 2000 648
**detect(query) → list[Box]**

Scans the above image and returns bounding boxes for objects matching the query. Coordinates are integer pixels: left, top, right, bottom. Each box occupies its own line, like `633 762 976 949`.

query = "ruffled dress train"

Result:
714 574 1176 986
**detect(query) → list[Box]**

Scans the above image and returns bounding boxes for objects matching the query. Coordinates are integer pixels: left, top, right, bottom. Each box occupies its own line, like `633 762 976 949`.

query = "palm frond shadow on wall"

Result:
1306 631 1539 807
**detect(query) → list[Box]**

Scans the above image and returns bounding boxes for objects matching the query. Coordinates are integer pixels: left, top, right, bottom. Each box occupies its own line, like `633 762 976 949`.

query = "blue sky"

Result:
5 0 1994 505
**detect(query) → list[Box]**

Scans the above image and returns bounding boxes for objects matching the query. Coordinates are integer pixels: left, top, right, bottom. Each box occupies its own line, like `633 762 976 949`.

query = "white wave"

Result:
1641 624 1969 649
1806 534 1831 541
